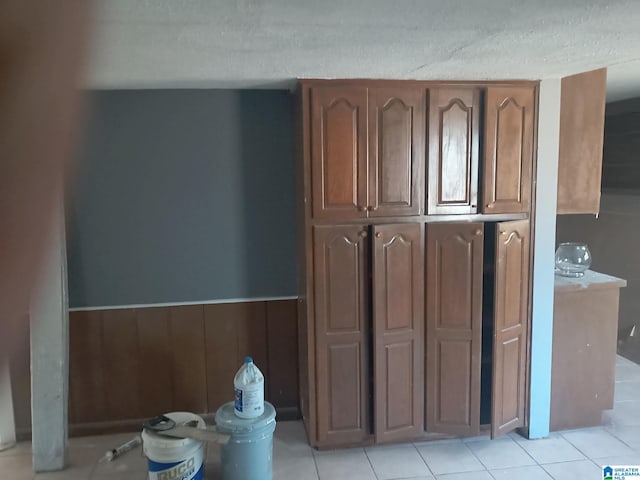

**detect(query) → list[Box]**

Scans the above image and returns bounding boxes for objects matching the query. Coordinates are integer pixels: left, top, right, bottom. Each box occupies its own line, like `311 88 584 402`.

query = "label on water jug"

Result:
234 382 264 417
234 388 243 412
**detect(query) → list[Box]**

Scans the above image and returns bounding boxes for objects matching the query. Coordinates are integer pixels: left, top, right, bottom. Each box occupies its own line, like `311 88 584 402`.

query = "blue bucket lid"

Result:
215 401 276 434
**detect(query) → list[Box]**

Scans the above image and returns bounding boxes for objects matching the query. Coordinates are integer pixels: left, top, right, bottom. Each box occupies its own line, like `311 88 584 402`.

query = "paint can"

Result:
142 411 205 480
215 401 276 480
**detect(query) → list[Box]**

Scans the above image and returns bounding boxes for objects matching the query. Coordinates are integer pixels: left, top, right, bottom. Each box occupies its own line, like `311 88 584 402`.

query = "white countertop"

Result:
554 269 627 292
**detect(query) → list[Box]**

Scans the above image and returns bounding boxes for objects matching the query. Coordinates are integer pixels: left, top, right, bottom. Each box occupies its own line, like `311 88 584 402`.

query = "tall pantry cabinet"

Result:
296 80 536 449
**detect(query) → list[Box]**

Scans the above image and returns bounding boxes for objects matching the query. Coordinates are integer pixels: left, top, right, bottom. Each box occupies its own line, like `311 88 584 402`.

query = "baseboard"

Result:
16 427 31 442
273 406 301 422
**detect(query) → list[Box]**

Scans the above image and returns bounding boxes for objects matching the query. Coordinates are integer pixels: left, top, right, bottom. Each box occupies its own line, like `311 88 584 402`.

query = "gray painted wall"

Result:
67 90 296 308
606 96 640 116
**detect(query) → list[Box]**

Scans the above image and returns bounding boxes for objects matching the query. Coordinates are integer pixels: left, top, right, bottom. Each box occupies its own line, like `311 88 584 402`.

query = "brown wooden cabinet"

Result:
428 88 480 214
483 86 535 214
310 85 425 219
298 79 537 449
425 222 484 436
550 271 626 431
557 68 606 215
373 223 424 443
313 225 370 445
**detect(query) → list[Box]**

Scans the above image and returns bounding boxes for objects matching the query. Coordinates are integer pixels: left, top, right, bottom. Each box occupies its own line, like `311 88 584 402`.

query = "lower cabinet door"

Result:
372 223 425 443
491 220 530 438
425 223 483 436
313 225 371 446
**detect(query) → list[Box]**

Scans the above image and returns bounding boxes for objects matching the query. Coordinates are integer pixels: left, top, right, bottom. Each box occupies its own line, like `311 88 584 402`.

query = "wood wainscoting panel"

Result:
236 304 269 382
66 299 298 435
266 300 299 410
69 310 108 423
203 303 243 411
136 307 174 418
101 309 141 420
204 301 267 412
169 305 207 413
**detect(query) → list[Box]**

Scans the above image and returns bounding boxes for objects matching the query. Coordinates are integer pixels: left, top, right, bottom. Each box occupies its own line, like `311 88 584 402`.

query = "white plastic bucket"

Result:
142 412 205 480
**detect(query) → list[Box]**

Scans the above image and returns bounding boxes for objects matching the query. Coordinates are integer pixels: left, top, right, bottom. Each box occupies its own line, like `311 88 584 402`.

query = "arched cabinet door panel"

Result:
310 87 368 219
368 88 426 217
313 225 370 445
425 222 483 436
492 220 530 438
427 88 480 215
372 223 424 443
482 87 534 214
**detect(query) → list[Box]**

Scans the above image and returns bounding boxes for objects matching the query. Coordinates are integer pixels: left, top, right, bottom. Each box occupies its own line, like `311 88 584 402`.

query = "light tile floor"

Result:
2 355 639 480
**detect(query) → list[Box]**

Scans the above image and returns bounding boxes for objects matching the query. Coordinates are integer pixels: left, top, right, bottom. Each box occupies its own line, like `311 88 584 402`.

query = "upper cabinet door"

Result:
483 86 535 214
425 222 483 436
557 68 606 215
492 220 530 438
313 225 370 446
311 87 368 219
368 88 426 217
428 88 480 214
372 223 424 443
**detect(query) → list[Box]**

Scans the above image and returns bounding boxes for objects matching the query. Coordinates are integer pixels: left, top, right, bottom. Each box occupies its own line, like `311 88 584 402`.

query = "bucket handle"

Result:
143 415 177 432
143 415 230 445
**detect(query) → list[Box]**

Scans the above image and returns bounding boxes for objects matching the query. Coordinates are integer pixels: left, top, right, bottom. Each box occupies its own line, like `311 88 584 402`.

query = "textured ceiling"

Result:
86 0 640 101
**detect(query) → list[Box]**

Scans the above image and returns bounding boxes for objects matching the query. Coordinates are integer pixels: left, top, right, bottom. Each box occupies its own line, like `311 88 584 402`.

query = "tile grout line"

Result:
460 438 491 473
310 448 322 480
484 464 555 480
556 431 608 470
362 447 380 480
410 442 436 479
87 460 99 480
416 439 490 477
465 436 540 475
604 426 640 453
509 434 541 467
538 463 560 480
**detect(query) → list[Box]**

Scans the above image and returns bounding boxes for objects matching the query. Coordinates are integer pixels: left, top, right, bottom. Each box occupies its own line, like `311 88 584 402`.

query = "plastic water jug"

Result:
233 357 264 419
